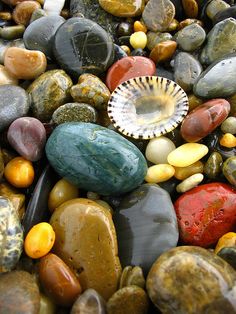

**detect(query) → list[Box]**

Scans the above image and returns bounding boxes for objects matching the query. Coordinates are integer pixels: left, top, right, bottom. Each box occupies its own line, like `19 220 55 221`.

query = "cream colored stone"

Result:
176 173 204 193
145 164 175 183
145 136 176 164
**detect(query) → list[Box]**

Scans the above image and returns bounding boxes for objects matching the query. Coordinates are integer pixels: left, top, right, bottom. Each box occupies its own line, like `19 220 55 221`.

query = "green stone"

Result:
146 31 172 50
30 8 47 23
0 25 25 40
119 266 145 289
204 152 223 179
221 117 236 134
200 18 236 65
217 247 236 270
175 23 206 52
99 0 145 17
46 122 148 195
223 157 236 186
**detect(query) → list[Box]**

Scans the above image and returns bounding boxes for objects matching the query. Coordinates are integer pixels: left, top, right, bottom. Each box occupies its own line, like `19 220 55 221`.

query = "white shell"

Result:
43 0 65 15
107 76 189 139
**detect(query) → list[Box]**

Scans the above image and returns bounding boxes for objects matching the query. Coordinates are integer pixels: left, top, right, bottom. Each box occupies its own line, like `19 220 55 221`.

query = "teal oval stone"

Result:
45 123 148 195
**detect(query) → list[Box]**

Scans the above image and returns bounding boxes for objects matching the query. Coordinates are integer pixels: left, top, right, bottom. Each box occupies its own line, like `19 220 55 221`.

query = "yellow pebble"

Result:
174 161 204 180
215 232 236 254
145 164 175 183
220 133 236 148
121 45 131 55
176 173 204 193
167 143 208 167
134 20 147 33
24 222 55 259
130 31 147 50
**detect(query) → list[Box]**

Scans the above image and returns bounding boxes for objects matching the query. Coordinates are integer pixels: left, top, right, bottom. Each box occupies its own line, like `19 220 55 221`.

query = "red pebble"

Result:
174 182 236 247
105 56 156 91
180 99 230 142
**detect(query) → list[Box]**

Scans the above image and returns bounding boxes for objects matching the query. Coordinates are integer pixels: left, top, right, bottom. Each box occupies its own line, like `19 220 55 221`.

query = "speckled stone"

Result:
223 157 236 186
147 246 236 314
53 17 114 77
201 18 236 65
175 23 206 52
99 0 145 17
146 31 172 51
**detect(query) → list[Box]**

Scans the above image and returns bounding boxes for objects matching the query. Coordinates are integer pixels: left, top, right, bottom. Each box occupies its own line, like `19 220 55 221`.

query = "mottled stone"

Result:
221 117 236 134
178 18 203 30
182 0 198 18
223 157 236 186
0 85 29 131
142 0 175 32
146 31 172 51
0 64 18 85
204 152 223 179
201 18 236 65
213 4 236 24
113 184 179 274
149 40 177 63
147 246 236 314
50 198 122 300
194 54 236 98
28 69 73 122
53 17 114 77
174 52 202 92
119 266 145 289
175 23 206 51
12 0 41 26
71 289 106 314
99 0 144 17
206 0 230 20
0 25 25 40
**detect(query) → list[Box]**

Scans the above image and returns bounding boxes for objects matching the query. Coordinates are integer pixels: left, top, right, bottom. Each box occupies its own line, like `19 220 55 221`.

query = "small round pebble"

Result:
176 173 204 193
145 164 175 183
130 31 147 49
221 117 236 134
145 136 176 164
220 133 236 148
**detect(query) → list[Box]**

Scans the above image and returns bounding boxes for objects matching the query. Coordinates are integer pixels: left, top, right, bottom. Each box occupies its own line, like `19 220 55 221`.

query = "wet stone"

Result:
223 157 236 186
182 0 198 18
12 0 41 26
114 44 128 61
206 0 230 20
204 151 223 179
146 31 172 51
174 52 202 92
221 117 236 134
213 5 236 24
71 289 106 314
99 0 145 17
201 18 236 65
53 17 114 77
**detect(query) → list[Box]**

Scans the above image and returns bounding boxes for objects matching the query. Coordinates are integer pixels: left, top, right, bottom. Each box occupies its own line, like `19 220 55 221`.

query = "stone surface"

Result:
174 182 236 247
221 117 236 134
149 40 177 63
213 5 236 24
223 157 236 186
201 18 236 65
182 0 198 18
142 0 175 32
0 38 24 64
119 266 145 289
0 85 29 131
7 117 46 162
174 52 202 92
113 184 179 274
0 64 18 85
146 31 172 51
106 56 156 91
194 54 236 98
147 246 236 314
50 198 122 300
12 0 41 26
71 289 106 314
175 23 206 51
0 25 25 40
204 151 223 179
145 136 176 164
53 17 114 77
176 173 204 193
28 69 73 122
0 270 40 314
99 0 144 17
218 247 236 270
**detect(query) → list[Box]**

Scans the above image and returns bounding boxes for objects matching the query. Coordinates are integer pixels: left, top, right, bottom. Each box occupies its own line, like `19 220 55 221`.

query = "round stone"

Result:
71 289 106 314
204 152 223 179
145 136 176 164
99 0 145 17
221 117 236 134
53 17 114 77
223 157 236 186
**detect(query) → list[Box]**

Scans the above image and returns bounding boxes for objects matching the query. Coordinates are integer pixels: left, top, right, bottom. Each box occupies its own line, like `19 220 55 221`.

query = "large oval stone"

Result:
193 54 236 98
46 122 147 195
49 198 122 300
53 17 114 77
113 184 179 274
147 246 236 313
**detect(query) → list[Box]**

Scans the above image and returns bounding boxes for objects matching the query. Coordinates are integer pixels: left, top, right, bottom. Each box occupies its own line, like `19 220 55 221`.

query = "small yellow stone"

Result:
121 45 131 55
145 164 175 183
215 232 236 254
167 143 209 167
134 20 147 33
220 133 236 148
176 173 204 193
174 161 204 180
130 31 147 49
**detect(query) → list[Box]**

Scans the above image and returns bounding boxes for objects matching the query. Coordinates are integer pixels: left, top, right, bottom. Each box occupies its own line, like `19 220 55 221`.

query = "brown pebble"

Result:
182 0 199 18
4 47 47 80
149 40 177 63
0 65 18 85
178 18 203 30
12 0 41 26
0 12 12 20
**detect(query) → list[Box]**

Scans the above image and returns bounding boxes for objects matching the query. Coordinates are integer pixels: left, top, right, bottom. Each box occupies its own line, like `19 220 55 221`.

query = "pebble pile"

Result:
0 0 236 313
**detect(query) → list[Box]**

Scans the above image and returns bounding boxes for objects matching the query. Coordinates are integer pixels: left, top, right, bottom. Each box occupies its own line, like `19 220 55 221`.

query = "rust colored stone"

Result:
12 0 41 25
149 40 177 63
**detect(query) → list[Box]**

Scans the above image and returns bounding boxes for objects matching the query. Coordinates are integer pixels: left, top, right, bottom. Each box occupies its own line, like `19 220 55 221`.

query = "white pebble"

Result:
145 136 176 164
176 173 204 193
43 0 65 15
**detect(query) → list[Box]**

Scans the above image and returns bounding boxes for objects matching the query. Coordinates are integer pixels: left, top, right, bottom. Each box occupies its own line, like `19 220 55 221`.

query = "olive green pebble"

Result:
204 152 223 179
176 173 204 193
30 8 47 23
146 31 172 51
51 103 98 125
0 25 25 40
223 157 236 186
119 266 145 289
221 117 236 134
217 247 236 270
107 286 149 314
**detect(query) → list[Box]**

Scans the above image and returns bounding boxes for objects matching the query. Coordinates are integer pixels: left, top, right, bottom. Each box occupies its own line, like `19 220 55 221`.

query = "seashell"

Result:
107 76 189 139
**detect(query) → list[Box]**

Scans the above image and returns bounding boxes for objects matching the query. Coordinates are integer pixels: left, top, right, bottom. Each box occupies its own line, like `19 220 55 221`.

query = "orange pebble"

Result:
215 232 236 254
220 133 236 148
134 20 147 33
24 222 55 259
4 157 34 188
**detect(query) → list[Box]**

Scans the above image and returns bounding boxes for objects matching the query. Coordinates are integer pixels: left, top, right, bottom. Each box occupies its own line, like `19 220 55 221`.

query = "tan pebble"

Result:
149 40 177 63
4 47 47 80
182 0 199 18
167 143 208 167
12 1 41 26
188 94 203 111
0 12 12 20
220 133 236 148
145 164 175 183
178 18 203 30
167 18 179 31
134 20 147 33
176 173 204 193
174 161 204 180
0 65 18 86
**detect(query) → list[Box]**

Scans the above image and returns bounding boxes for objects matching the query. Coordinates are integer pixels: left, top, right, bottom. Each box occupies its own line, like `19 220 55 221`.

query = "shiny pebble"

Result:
145 136 176 164
176 173 204 193
145 164 175 183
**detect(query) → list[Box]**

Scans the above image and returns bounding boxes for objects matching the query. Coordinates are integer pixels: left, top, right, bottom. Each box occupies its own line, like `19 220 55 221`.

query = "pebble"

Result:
176 173 204 193
206 0 230 20
204 151 223 179
215 232 236 254
182 0 198 18
194 54 236 98
71 289 106 314
50 198 122 300
113 184 179 273
70 73 111 110
0 64 18 85
201 18 236 65
220 133 236 148
0 85 29 131
99 0 145 17
180 99 230 142
134 21 147 33
4 47 47 80
146 31 172 50
43 0 65 15
167 143 208 167
12 0 41 26
221 117 236 134
173 52 202 92
223 157 236 186
28 69 73 122
145 136 176 164
142 0 175 32
178 18 203 30
213 4 236 24
149 40 177 63
217 247 236 270
0 24 25 40
106 56 156 91
147 246 236 313
39 253 82 307
130 31 147 49
39 293 56 314
174 23 206 52
174 182 236 247
119 266 145 289
0 38 25 64
53 17 114 77
174 160 204 180
7 117 46 162
0 270 40 314
145 164 175 183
